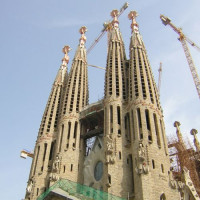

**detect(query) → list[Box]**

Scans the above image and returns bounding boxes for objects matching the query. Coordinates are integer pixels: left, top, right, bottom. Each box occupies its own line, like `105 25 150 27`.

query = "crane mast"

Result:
160 15 200 99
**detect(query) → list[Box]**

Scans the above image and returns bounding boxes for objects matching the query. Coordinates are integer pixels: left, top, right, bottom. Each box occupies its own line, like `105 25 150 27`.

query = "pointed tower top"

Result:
190 129 200 151
128 11 139 33
79 26 87 47
62 45 71 65
111 9 119 28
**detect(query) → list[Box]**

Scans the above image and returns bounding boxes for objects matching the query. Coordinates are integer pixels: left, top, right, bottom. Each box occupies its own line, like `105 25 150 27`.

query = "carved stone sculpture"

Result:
135 142 149 174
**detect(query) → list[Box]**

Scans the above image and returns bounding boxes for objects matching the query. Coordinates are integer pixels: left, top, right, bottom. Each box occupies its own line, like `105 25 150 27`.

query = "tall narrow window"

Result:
49 141 55 161
152 159 155 169
128 154 135 193
59 124 64 152
110 105 113 123
145 109 152 142
131 110 135 140
153 114 161 147
119 151 121 160
73 122 78 138
43 143 47 161
37 188 39 196
108 174 111 184
117 106 121 125
33 146 40 175
161 164 164 173
160 120 167 154
71 164 73 171
67 122 71 139
137 108 143 139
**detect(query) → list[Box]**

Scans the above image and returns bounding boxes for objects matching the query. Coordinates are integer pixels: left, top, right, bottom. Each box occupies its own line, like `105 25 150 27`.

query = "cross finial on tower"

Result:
190 129 200 152
79 26 87 47
111 10 119 28
128 11 139 33
62 45 71 65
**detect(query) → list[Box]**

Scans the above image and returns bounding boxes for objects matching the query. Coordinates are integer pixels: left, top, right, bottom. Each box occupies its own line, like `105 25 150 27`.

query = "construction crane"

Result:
88 64 105 70
158 62 162 95
160 15 200 99
87 2 129 54
20 149 34 159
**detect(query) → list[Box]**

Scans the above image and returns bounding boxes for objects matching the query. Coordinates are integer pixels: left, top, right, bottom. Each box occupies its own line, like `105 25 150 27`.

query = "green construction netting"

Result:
37 178 126 200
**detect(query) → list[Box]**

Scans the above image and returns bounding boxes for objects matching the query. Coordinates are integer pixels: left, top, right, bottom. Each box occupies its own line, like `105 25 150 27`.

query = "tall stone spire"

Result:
62 26 88 115
53 26 89 184
25 46 71 199
127 11 177 200
103 9 128 197
104 9 127 100
128 11 160 108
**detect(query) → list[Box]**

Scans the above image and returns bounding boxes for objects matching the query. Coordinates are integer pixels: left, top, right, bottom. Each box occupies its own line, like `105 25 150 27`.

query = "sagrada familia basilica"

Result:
23 7 200 200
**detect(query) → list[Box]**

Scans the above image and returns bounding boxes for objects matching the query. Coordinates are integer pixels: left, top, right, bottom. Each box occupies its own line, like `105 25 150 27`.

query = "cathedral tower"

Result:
51 26 89 184
127 11 179 199
25 46 71 199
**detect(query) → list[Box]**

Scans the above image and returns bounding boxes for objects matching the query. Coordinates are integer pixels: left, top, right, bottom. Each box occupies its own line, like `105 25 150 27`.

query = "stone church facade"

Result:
24 9 199 200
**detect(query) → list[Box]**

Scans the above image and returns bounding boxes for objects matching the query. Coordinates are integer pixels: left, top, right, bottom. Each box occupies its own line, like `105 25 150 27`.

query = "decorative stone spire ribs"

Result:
128 10 161 108
62 26 88 114
39 46 70 135
191 129 200 152
104 9 127 99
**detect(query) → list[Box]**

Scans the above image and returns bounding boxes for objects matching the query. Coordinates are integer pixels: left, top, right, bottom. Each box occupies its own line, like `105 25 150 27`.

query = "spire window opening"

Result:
142 52 154 104
161 164 164 173
119 151 121 160
133 50 139 98
59 124 64 152
33 146 40 175
117 106 121 125
108 174 111 184
49 141 55 161
145 109 152 142
43 143 47 162
110 105 113 124
67 122 71 140
115 52 120 97
160 119 167 153
71 164 73 172
73 121 78 139
131 110 135 140
121 60 126 100
138 51 147 99
125 113 131 143
137 108 143 140
153 114 161 148
152 159 155 169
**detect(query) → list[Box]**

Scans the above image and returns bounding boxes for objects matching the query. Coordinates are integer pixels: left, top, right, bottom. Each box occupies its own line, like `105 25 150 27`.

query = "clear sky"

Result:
0 0 200 199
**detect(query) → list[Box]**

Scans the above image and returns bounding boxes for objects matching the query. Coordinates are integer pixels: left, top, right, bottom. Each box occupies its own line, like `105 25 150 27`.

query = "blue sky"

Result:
0 0 200 199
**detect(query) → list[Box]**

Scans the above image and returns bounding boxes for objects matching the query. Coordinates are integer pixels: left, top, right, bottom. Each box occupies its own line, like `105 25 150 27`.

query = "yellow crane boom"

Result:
160 15 200 99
